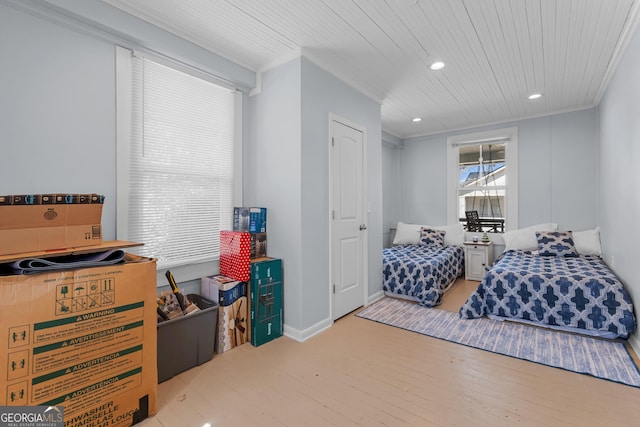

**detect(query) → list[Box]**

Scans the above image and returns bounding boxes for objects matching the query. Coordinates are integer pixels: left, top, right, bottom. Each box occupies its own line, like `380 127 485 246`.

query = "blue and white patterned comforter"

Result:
459 250 636 339
383 244 464 307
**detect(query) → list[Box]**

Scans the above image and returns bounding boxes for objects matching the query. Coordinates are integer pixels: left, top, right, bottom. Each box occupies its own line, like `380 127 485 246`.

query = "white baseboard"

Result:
283 317 333 342
282 291 384 342
283 292 383 342
628 333 639 357
368 290 384 305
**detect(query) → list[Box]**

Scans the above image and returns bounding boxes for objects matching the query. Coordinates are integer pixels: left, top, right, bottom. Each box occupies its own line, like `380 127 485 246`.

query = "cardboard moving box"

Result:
0 193 104 255
0 253 157 427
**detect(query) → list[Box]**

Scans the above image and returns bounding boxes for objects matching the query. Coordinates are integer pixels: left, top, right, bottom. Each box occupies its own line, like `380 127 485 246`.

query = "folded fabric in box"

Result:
8 249 125 274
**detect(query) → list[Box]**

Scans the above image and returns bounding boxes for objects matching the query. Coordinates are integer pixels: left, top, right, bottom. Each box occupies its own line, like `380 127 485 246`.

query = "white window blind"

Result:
123 53 235 269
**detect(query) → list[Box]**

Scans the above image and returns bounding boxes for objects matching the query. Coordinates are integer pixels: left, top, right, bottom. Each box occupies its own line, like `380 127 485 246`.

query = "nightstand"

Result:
463 241 494 281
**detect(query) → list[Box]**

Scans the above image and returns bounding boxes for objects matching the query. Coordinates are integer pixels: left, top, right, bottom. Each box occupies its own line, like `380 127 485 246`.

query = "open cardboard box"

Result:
0 194 105 255
0 252 158 426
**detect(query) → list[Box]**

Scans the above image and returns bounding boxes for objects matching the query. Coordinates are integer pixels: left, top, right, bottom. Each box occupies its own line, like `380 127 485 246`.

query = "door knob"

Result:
359 224 367 230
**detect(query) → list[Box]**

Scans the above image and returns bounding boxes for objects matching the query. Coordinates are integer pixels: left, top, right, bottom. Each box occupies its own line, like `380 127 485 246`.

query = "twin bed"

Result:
383 243 463 307
383 223 636 340
383 222 465 307
459 248 635 338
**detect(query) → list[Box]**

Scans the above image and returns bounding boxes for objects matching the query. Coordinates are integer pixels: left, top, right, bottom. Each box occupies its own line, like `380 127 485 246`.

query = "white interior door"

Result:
331 118 365 320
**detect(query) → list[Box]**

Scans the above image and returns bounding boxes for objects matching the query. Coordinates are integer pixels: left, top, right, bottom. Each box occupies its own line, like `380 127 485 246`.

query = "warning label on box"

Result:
55 278 116 316
41 366 143 414
0 255 157 426
32 318 145 375
31 345 144 402
32 302 144 345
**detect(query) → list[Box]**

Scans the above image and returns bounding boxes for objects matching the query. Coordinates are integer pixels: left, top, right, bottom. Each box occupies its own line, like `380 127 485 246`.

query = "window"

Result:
447 128 517 233
458 143 506 228
116 47 241 271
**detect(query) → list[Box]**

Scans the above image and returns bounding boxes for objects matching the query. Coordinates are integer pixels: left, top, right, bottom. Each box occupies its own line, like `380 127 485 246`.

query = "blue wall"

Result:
0 1 255 288
247 57 382 337
599 20 640 351
385 108 600 245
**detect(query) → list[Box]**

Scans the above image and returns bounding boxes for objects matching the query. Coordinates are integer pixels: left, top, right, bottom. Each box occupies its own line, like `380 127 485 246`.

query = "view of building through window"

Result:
458 142 506 232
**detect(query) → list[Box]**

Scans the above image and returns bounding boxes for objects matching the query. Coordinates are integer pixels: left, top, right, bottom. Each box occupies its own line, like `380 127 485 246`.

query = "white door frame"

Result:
328 113 368 320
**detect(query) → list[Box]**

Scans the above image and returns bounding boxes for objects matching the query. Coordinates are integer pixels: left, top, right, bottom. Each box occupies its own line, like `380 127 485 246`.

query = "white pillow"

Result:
392 222 465 247
434 223 465 247
503 223 558 251
572 227 602 257
392 222 421 245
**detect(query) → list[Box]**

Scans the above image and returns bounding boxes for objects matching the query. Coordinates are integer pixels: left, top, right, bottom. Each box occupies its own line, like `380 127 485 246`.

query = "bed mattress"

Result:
383 244 464 307
459 250 636 339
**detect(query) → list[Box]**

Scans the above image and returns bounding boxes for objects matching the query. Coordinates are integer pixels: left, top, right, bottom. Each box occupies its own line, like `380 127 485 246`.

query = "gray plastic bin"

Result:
157 293 218 383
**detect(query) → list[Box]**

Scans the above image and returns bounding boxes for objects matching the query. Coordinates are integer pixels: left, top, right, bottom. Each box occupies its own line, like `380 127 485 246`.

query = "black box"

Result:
250 232 267 258
157 294 218 382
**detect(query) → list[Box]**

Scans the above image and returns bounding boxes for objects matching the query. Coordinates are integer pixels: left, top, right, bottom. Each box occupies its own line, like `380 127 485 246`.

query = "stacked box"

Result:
249 208 267 233
0 254 157 427
201 275 249 353
232 207 250 232
250 258 283 347
250 232 267 259
233 207 267 233
0 193 104 255
220 230 251 281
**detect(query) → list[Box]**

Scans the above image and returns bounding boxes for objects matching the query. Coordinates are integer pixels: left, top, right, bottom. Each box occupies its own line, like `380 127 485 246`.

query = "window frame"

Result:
446 127 518 233
115 46 243 283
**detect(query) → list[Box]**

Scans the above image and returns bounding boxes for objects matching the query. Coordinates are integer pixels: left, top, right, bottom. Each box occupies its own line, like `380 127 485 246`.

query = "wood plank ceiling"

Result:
101 0 640 139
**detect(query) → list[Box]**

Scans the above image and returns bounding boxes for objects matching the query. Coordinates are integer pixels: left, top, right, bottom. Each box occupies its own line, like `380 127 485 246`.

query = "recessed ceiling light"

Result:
528 93 542 100
412 117 422 123
430 61 445 70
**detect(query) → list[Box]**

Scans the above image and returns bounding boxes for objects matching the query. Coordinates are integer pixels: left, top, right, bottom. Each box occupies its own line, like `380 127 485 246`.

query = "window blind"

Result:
126 56 235 268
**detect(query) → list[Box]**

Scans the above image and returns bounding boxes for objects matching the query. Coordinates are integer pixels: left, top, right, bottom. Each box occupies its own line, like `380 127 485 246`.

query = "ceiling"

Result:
100 0 640 139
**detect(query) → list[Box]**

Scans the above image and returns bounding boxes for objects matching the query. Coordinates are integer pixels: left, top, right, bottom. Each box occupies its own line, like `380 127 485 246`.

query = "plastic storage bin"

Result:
157 294 218 383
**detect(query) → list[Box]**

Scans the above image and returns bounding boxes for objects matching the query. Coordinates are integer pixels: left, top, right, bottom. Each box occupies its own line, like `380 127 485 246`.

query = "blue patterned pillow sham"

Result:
536 231 579 257
419 227 445 247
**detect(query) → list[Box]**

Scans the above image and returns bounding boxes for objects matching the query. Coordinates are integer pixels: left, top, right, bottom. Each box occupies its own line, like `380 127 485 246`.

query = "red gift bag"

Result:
219 230 251 281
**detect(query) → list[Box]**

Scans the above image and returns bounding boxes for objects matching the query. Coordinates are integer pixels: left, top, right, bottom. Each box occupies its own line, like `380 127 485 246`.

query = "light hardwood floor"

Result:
141 279 640 427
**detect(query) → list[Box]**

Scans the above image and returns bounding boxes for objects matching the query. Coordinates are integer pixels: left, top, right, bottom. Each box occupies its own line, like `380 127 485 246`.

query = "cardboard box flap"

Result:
0 194 104 230
0 193 105 255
